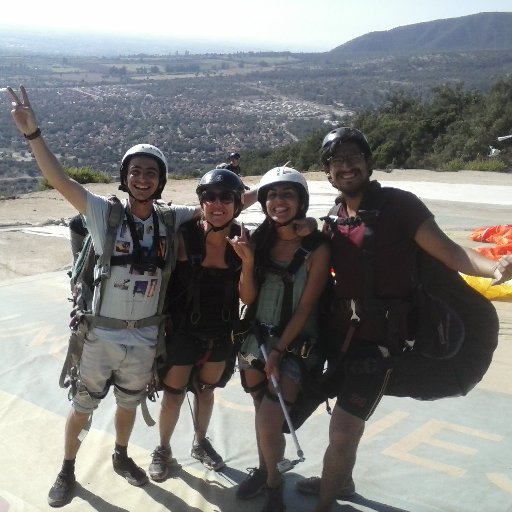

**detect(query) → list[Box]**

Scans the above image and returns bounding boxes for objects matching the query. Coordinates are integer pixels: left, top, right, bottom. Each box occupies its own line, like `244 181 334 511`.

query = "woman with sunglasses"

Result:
148 168 249 479
232 166 331 512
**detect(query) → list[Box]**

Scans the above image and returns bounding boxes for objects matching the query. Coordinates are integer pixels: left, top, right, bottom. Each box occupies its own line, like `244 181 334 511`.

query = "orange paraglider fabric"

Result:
465 224 512 300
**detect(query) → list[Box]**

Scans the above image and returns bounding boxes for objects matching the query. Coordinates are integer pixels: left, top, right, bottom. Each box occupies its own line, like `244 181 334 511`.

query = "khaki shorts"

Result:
73 335 155 413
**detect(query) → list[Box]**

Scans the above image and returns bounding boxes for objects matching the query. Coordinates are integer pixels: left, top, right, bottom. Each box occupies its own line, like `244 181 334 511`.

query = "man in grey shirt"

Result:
7 86 198 507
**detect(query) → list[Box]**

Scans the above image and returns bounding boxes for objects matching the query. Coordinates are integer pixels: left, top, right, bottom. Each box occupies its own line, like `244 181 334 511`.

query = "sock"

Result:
61 459 75 477
114 443 128 459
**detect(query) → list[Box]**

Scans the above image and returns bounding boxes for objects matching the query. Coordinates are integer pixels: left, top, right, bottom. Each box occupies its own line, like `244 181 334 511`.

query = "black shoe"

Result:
148 445 181 482
236 467 267 500
48 472 76 508
112 454 149 486
191 438 225 471
295 476 356 499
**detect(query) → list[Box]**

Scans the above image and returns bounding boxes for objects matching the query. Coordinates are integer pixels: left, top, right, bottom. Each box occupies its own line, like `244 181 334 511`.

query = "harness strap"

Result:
114 382 155 426
180 220 242 327
264 233 323 337
110 208 165 269
92 197 125 314
83 313 166 330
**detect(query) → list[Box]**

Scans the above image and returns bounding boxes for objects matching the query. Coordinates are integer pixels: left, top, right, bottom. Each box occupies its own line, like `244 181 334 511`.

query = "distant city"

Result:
0 26 305 57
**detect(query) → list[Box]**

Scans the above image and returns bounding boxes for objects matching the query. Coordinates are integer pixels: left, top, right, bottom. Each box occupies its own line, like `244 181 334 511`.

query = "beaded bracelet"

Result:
24 127 41 140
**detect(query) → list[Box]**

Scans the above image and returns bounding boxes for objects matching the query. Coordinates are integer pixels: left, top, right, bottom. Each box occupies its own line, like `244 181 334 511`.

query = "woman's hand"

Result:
264 348 282 383
7 85 39 136
227 222 254 264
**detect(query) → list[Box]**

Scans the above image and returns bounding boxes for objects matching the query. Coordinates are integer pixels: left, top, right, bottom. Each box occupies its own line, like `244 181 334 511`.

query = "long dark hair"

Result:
250 218 277 286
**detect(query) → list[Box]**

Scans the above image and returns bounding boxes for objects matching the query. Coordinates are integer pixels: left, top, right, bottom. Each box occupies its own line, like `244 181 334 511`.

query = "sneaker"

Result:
261 484 286 512
191 438 225 471
295 475 356 499
47 471 76 508
236 467 267 500
112 454 149 486
148 445 181 482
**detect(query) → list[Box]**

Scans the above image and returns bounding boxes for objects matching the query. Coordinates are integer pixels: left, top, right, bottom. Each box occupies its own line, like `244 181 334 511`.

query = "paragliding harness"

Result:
238 231 331 400
287 186 499 430
164 219 244 395
60 195 177 426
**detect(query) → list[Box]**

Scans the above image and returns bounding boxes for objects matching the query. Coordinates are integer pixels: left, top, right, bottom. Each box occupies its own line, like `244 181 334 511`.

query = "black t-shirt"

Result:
328 181 433 299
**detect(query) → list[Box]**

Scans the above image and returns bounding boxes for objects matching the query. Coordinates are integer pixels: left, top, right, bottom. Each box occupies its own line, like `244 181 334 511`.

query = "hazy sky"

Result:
3 0 512 51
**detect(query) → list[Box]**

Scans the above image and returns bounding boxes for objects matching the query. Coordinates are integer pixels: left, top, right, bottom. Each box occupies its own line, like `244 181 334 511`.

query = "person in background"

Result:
226 152 241 176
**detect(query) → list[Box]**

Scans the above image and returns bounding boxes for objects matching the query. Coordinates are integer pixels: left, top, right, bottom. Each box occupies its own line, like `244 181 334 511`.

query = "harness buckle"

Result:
300 339 314 359
125 320 137 329
260 323 279 337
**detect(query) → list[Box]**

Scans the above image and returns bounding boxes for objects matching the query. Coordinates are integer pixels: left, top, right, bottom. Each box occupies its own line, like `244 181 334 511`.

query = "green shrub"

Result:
442 157 509 172
40 166 113 190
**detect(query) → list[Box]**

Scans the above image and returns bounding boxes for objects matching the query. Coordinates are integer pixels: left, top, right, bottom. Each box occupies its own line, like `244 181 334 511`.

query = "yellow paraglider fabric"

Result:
460 274 512 300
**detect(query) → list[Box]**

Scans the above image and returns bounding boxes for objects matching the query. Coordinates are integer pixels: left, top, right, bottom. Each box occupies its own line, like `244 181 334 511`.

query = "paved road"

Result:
1 181 511 511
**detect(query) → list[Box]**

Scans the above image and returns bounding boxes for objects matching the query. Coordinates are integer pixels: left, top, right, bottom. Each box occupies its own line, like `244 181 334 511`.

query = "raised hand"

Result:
6 85 39 137
227 222 254 264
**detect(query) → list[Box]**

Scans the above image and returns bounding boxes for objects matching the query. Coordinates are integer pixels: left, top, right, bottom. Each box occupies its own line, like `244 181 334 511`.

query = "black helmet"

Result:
196 168 246 218
119 144 168 200
229 152 240 160
320 127 372 165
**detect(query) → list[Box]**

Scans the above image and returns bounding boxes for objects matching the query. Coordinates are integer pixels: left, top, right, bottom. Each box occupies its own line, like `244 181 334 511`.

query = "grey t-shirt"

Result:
85 192 195 346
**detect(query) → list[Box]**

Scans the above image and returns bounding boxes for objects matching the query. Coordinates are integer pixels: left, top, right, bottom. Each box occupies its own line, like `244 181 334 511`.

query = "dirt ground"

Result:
1 169 511 282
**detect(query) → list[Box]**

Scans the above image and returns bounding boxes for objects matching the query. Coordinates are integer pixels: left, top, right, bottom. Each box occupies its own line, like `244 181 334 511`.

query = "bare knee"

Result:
162 388 186 410
329 409 365 451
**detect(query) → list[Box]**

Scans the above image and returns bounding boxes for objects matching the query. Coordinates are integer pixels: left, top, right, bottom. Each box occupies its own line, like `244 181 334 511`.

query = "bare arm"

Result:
242 187 258 209
227 223 258 304
415 218 512 284
7 86 87 213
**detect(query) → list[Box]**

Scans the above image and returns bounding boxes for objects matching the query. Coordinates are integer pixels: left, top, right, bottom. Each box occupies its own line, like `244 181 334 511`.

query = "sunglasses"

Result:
201 190 235 204
329 153 365 167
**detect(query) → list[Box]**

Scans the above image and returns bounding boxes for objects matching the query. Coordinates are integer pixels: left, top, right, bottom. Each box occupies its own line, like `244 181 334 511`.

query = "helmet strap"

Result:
270 217 296 228
205 218 233 232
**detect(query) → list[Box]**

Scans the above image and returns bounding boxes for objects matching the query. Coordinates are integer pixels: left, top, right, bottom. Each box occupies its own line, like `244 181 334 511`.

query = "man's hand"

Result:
492 255 512 285
293 217 318 237
7 85 39 137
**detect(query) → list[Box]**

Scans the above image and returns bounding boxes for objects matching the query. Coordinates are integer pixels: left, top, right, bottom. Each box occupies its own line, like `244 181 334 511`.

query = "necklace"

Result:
277 235 301 242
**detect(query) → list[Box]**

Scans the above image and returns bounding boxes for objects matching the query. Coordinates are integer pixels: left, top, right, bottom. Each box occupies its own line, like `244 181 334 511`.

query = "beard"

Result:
337 177 370 198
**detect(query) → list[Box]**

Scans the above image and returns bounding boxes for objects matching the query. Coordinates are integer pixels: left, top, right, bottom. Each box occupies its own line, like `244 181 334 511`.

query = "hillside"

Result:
2 12 512 197
329 12 512 55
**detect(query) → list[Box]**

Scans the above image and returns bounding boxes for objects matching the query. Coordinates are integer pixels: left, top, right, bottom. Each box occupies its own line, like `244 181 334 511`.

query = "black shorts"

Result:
166 330 233 366
334 340 392 421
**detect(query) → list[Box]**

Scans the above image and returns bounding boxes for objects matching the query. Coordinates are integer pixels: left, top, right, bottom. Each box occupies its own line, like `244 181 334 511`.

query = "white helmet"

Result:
119 144 168 199
257 166 309 217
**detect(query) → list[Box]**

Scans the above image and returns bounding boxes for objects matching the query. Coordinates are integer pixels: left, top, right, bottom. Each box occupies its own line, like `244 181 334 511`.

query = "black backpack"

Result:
286 191 499 430
385 249 499 399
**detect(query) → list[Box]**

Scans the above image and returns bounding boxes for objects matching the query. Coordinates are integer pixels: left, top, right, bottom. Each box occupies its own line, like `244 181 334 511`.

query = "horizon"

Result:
1 0 512 54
